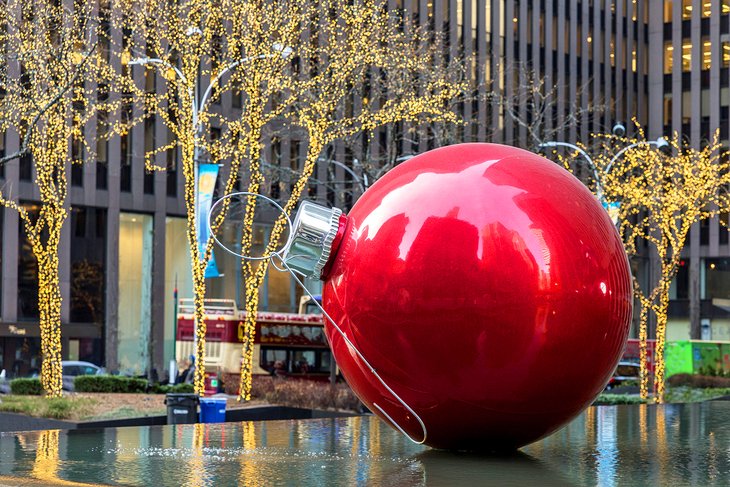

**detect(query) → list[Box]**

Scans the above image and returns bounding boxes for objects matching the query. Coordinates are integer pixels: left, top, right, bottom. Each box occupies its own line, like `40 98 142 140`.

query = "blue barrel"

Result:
199 397 227 423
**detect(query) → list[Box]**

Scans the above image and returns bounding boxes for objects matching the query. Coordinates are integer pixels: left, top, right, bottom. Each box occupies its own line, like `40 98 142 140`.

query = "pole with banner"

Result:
197 163 221 278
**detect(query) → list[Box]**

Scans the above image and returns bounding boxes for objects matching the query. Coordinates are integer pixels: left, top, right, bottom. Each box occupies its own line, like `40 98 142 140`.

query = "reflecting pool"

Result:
1 402 729 486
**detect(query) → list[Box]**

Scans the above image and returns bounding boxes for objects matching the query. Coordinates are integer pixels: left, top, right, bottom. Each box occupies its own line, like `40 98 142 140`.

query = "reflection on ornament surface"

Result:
322 143 632 450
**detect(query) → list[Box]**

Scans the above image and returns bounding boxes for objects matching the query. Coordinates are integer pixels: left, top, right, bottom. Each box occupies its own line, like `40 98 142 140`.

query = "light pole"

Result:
538 137 668 205
318 157 368 194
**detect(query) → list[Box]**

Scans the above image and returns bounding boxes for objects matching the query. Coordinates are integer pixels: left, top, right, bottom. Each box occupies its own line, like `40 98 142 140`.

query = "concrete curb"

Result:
1 406 360 433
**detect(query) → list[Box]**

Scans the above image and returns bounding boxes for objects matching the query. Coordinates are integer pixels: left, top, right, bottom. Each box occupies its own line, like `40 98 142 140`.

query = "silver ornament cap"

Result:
283 201 343 279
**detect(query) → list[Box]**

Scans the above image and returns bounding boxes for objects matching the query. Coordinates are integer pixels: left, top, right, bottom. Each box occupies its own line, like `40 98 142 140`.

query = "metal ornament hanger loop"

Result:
208 192 428 445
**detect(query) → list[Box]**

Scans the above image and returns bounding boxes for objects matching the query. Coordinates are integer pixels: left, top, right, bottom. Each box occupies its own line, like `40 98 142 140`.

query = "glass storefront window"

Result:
118 212 153 375
2 337 41 378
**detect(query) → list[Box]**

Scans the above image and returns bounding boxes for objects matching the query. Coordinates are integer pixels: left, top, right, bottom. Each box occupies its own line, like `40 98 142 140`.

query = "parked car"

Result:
62 361 104 391
606 361 641 390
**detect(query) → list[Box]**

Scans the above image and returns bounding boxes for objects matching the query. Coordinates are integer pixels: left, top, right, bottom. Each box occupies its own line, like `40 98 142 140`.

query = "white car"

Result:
62 361 104 391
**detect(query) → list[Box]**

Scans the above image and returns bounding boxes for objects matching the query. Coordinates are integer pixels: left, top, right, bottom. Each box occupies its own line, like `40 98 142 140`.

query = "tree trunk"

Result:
653 277 671 403
38 245 63 397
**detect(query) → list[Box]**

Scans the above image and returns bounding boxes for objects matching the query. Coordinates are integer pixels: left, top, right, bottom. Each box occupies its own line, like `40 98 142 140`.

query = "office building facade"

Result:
0 0 727 376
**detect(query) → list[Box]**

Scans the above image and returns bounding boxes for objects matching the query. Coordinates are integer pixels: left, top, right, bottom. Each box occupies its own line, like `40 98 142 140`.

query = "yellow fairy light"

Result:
590 124 730 404
232 0 465 401
119 0 464 398
0 0 125 397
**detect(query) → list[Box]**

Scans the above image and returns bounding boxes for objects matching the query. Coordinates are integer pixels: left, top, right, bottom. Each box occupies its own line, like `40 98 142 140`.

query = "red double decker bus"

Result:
176 299 333 387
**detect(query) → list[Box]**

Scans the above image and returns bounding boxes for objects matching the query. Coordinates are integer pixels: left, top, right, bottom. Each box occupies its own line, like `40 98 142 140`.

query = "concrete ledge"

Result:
1 406 359 433
0 412 75 433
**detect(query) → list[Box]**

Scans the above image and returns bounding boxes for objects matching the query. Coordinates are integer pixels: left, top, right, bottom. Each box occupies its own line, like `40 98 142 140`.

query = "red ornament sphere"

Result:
322 143 632 451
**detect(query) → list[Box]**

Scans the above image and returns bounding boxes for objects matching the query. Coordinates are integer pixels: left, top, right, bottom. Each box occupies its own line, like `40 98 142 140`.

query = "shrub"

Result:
10 378 43 396
667 373 730 389
149 383 194 394
74 375 148 393
593 393 646 405
250 376 362 412
171 383 194 393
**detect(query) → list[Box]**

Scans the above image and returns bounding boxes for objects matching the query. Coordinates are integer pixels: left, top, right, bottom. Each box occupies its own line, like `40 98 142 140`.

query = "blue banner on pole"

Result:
602 201 621 226
197 164 221 278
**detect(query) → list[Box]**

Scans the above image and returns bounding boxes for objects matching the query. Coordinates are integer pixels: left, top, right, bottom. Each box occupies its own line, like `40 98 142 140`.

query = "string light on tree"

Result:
592 125 730 403
0 1 125 397
123 0 464 398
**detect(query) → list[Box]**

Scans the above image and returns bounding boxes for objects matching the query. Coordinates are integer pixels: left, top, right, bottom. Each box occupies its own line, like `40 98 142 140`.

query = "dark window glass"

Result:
71 127 84 187
166 144 177 197
17 203 40 320
705 258 730 300
19 152 32 181
144 117 155 194
0 132 5 179
6 337 41 378
70 207 106 326
96 160 108 190
120 105 133 192
673 260 689 300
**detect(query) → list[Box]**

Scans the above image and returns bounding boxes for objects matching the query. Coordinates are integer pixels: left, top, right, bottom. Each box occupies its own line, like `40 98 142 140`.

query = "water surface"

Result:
0 402 728 486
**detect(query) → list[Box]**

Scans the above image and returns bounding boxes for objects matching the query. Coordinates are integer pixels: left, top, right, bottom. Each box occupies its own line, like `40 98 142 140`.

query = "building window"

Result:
664 42 673 74
670 260 689 300
96 111 108 190
19 152 32 181
682 42 691 71
70 206 106 327
71 128 84 187
705 259 730 300
0 132 4 179
120 105 132 192
702 38 711 70
682 0 692 19
143 117 155 195
17 203 39 321
166 144 177 197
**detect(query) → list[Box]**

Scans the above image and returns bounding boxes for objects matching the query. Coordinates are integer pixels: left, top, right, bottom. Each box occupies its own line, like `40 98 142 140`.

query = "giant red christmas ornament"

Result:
285 143 632 451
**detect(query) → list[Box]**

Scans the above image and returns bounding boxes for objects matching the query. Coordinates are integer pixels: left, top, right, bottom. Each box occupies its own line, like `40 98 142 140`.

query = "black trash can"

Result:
165 393 199 425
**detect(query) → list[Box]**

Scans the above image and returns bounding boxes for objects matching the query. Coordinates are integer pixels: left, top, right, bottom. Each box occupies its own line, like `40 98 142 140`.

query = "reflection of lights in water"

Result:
33 430 60 483
370 417 381 457
656 406 667 484
595 406 617 487
708 431 718 481
639 404 648 446
349 416 361 457
187 423 206 487
585 407 596 445
239 422 261 486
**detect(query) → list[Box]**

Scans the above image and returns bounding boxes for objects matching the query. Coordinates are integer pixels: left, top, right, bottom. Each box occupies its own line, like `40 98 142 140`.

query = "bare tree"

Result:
489 62 606 151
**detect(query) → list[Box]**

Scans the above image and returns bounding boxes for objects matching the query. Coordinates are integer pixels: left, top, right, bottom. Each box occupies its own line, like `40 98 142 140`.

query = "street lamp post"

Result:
538 137 668 205
318 157 368 194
